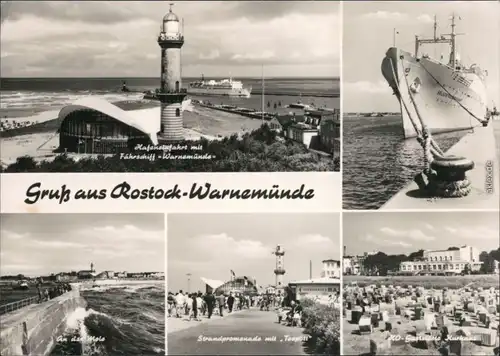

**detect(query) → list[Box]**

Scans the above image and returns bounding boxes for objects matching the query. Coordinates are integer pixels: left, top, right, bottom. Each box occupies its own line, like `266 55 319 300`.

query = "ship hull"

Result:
187 87 251 98
381 47 488 138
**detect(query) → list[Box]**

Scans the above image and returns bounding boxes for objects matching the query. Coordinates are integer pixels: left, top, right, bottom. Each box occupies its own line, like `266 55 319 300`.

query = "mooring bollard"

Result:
427 156 475 197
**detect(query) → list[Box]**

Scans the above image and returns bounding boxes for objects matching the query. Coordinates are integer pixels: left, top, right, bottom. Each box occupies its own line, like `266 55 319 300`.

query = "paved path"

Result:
167 308 310 355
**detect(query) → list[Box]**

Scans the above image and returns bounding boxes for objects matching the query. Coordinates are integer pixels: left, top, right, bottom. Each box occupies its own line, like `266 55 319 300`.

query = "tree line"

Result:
358 247 500 276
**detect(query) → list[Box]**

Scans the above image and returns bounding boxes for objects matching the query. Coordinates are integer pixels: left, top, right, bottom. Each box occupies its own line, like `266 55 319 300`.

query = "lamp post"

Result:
187 273 191 293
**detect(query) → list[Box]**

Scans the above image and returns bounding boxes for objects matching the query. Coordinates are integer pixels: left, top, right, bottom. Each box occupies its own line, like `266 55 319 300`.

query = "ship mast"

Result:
261 64 264 123
450 13 456 68
414 14 461 69
433 15 437 40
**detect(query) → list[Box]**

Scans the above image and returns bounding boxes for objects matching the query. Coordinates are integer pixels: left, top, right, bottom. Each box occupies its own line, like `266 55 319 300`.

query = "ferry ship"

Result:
188 75 252 97
288 101 314 110
381 15 491 138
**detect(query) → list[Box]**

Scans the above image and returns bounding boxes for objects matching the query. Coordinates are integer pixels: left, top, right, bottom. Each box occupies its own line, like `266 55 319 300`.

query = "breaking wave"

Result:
51 283 165 356
0 91 145 110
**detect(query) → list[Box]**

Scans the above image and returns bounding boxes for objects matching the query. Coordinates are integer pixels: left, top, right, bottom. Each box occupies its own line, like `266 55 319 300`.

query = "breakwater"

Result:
198 103 276 120
0 287 86 356
250 89 340 98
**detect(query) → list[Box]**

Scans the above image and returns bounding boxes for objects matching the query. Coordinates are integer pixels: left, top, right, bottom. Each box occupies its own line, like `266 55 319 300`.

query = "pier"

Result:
197 102 276 120
382 125 499 209
0 287 86 356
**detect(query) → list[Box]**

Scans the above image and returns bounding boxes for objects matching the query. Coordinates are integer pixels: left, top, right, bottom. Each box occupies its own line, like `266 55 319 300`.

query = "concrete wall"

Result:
0 288 87 356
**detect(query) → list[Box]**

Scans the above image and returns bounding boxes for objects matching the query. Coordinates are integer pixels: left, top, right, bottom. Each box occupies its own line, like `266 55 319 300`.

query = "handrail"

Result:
0 296 39 315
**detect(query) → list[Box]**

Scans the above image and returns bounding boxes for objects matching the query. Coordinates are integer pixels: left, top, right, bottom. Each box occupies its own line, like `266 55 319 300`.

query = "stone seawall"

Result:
0 288 87 356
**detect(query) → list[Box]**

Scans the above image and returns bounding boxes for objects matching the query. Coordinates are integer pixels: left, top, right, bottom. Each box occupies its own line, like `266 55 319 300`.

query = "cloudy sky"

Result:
0 1 340 78
344 211 499 256
0 214 165 276
343 1 499 112
167 213 340 293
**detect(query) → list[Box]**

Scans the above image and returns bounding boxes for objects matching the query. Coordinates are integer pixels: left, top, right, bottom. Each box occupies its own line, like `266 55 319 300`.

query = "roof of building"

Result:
77 270 95 275
289 277 341 285
320 115 340 124
305 110 335 117
163 8 179 22
58 97 160 145
276 114 302 127
289 122 319 132
200 277 224 289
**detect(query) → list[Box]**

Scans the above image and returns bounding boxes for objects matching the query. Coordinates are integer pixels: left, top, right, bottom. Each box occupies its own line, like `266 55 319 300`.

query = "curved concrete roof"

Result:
200 277 224 289
58 97 160 145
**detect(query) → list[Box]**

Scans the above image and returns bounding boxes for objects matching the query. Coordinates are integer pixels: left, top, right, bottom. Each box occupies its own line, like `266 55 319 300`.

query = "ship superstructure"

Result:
188 75 252 97
381 15 490 138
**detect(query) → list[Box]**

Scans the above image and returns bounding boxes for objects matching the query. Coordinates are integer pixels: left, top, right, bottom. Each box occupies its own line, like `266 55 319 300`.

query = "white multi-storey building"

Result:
400 245 482 275
321 259 341 278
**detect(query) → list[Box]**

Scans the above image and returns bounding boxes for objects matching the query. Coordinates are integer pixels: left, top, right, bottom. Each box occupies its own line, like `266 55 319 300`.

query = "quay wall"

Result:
0 288 87 356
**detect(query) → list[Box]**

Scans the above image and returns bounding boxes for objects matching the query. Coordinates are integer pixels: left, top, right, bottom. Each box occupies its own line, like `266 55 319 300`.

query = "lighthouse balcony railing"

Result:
155 88 187 94
158 33 184 42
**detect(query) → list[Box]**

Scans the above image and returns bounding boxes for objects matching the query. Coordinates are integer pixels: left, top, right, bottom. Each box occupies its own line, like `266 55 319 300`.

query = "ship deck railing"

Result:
0 295 39 315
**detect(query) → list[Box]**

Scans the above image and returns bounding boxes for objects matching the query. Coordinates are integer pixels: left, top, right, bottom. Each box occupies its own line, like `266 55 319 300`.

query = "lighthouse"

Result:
157 3 186 142
273 244 286 295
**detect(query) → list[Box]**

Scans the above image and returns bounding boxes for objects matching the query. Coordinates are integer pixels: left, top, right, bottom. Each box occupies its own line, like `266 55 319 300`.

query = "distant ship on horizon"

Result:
381 14 492 138
187 74 252 98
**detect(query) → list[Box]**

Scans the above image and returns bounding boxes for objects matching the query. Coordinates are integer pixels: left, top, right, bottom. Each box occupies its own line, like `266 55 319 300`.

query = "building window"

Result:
175 108 180 117
175 81 180 92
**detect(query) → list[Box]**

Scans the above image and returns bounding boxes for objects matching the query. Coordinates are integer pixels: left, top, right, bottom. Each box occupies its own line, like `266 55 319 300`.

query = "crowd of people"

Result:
0 118 39 132
167 288 340 328
167 290 289 321
36 282 72 303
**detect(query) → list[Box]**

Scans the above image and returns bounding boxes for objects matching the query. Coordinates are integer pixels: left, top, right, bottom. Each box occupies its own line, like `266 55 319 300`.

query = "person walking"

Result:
175 291 185 318
185 293 193 319
204 291 216 319
217 293 225 317
167 292 175 317
227 292 235 313
196 293 203 318
191 294 198 321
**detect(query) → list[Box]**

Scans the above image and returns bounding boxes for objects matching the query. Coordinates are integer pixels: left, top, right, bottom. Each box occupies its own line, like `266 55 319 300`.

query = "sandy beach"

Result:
344 282 500 356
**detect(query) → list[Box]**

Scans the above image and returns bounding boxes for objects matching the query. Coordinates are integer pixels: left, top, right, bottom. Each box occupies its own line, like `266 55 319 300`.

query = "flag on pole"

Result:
230 270 235 277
